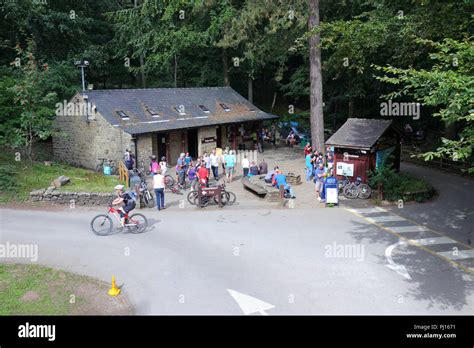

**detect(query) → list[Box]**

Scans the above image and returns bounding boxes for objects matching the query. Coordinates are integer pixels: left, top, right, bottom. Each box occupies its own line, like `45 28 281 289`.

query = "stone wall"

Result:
198 126 218 156
137 133 153 165
53 93 134 170
30 187 116 206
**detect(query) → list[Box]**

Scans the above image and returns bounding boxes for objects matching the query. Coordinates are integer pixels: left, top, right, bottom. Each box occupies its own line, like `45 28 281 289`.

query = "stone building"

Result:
53 87 278 169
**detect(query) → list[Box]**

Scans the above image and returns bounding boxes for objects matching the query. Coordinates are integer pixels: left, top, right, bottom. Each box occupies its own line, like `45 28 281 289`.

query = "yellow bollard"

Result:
108 276 121 297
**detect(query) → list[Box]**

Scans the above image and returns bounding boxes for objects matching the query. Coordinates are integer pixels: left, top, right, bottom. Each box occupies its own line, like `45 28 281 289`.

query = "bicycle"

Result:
90 203 148 235
190 180 236 207
137 173 155 208
338 175 351 194
343 176 372 199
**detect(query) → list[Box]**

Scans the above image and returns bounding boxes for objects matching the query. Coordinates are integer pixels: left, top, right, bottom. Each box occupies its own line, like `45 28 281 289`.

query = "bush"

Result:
0 164 17 193
368 165 434 202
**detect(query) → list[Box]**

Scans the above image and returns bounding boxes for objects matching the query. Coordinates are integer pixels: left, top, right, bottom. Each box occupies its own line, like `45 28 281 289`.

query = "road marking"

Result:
409 237 457 246
227 289 275 315
438 249 474 261
345 208 474 275
389 226 430 233
385 241 412 280
366 215 406 223
348 208 384 214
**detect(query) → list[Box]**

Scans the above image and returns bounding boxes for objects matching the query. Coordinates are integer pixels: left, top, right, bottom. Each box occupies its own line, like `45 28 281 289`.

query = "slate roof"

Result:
77 87 278 135
325 118 393 150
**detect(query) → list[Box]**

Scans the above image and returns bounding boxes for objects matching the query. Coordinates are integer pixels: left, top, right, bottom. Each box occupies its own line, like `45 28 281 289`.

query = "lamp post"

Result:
74 59 90 91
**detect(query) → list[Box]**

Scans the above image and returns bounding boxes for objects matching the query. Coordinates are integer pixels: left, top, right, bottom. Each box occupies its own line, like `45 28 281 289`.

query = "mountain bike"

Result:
138 174 155 208
90 204 148 235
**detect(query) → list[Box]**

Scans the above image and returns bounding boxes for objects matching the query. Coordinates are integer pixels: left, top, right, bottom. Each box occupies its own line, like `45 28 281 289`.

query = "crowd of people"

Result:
304 144 335 202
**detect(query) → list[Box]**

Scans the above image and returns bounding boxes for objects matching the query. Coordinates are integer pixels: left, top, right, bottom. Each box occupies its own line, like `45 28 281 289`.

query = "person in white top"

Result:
241 154 250 177
209 149 219 181
159 156 167 175
153 169 166 210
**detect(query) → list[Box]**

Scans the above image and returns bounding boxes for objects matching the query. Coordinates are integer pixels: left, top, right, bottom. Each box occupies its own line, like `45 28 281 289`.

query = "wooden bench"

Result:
242 176 282 202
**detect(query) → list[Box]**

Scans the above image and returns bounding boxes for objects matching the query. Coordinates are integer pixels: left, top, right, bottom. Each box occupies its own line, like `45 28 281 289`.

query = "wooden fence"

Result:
118 161 129 187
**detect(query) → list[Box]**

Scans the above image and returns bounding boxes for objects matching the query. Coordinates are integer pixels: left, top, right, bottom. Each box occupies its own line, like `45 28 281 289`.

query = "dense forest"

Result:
0 0 472 168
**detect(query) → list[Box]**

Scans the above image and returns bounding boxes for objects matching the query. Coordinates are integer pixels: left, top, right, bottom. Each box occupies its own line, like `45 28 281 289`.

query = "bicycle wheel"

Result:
357 184 372 199
90 214 113 236
127 213 148 234
165 175 174 188
145 190 155 208
215 191 236 206
343 185 357 199
194 195 209 208
187 190 198 205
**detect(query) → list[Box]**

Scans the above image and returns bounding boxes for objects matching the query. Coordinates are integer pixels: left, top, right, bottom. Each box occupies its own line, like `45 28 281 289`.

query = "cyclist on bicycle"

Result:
112 184 136 226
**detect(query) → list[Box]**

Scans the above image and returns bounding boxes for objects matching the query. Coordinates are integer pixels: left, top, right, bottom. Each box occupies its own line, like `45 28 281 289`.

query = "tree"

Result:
375 38 474 172
308 0 324 152
10 40 56 159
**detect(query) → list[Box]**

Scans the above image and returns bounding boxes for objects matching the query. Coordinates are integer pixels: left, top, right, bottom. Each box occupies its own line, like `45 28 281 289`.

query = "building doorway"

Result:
187 128 198 158
157 133 168 161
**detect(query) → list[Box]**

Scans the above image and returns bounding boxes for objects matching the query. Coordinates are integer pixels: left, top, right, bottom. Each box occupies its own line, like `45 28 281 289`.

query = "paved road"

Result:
1 205 473 315
385 163 474 245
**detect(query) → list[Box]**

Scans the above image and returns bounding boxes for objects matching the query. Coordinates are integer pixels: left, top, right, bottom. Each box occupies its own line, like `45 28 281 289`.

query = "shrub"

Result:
0 164 17 193
368 165 434 202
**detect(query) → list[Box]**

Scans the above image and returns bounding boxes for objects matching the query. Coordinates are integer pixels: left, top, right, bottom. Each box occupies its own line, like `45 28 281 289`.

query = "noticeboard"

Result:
336 162 354 177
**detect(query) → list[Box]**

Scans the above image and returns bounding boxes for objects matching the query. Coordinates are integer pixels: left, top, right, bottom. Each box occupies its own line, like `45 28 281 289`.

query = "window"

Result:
174 105 186 115
198 105 210 113
146 107 160 117
116 110 130 120
220 103 230 112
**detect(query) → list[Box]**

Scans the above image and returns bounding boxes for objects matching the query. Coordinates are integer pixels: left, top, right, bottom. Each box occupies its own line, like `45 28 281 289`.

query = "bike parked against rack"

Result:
342 176 372 199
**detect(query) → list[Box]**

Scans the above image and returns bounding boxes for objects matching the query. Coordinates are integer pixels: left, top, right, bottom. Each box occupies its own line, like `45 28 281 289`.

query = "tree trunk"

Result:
271 91 277 113
222 48 230 86
247 77 253 103
308 0 325 154
349 98 355 118
174 54 178 88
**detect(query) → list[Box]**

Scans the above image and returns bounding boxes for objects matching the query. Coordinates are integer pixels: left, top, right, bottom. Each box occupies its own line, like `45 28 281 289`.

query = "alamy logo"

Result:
324 242 365 262
380 100 420 120
55 100 95 119
18 322 55 341
0 241 38 262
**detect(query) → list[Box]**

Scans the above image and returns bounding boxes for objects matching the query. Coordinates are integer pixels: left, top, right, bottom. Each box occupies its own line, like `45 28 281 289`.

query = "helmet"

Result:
114 184 125 190
161 156 166 161
150 155 157 160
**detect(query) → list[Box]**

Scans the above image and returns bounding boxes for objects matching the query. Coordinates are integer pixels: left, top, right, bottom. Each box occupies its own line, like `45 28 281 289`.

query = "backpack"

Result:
125 191 137 203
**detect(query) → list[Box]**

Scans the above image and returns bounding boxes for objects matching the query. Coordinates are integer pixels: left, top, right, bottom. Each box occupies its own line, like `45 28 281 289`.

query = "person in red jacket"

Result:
197 164 209 188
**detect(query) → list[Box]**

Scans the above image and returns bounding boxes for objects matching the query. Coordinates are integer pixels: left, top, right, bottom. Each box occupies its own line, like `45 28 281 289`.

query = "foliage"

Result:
368 165 434 202
375 38 474 171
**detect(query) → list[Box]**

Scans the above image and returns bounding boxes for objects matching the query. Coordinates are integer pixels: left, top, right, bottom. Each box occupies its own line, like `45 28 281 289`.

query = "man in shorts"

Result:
225 150 236 182
314 161 327 201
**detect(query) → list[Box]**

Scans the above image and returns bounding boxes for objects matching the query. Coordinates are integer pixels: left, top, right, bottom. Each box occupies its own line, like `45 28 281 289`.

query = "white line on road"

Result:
227 289 275 315
347 208 385 214
367 216 406 223
438 249 474 261
387 226 430 233
409 237 457 246
385 241 412 280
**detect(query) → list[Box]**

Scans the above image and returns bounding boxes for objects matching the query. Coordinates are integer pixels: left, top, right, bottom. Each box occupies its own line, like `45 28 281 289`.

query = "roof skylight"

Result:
117 110 130 120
